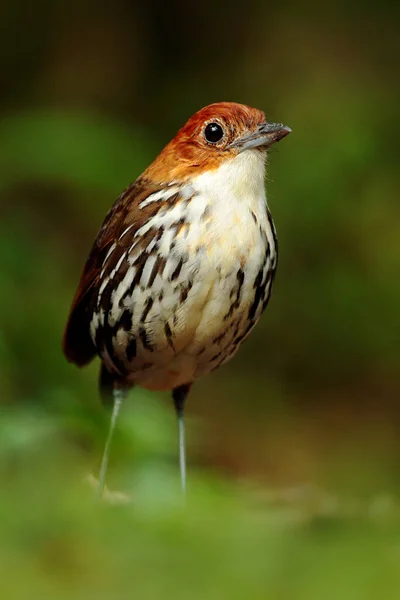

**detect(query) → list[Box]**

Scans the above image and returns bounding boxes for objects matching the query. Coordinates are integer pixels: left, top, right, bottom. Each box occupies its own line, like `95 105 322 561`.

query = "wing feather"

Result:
62 178 164 366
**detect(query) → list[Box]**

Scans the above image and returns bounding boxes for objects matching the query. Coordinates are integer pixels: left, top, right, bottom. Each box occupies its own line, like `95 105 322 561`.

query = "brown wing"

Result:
62 177 163 366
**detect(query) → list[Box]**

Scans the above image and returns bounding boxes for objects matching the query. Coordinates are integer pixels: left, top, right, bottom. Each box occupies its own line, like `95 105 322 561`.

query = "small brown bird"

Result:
63 102 291 495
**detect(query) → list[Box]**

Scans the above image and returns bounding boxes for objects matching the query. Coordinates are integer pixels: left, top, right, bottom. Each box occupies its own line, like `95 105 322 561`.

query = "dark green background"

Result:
0 1 399 597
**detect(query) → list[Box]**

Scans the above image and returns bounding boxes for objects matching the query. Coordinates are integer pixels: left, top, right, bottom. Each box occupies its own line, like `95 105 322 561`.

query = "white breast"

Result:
104 150 276 390
188 149 274 264
184 150 274 351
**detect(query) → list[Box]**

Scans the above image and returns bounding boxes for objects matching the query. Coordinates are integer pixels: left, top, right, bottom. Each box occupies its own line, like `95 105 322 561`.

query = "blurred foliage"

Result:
0 0 399 596
1 403 400 599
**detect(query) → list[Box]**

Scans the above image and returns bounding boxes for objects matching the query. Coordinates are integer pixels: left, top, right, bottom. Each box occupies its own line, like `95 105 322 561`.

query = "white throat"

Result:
192 149 267 214
186 150 274 264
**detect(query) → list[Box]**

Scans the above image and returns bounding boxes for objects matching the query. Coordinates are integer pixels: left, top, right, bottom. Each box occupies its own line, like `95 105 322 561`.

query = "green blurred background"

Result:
0 0 399 597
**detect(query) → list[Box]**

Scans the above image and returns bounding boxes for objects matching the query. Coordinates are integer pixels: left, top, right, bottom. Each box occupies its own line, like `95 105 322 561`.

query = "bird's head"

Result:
144 102 291 184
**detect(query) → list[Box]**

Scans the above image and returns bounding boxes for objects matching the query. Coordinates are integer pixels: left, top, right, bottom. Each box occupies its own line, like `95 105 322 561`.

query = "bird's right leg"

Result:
97 386 126 498
97 365 128 498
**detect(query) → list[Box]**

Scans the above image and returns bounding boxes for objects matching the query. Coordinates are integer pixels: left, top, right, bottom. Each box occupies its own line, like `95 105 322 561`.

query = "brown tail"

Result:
62 288 96 367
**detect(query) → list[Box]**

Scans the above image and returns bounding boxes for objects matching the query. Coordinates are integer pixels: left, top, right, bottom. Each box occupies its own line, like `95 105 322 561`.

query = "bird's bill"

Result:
231 122 292 152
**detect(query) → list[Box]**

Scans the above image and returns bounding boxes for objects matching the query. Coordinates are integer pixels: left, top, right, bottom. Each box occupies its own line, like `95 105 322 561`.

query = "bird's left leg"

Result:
172 384 191 494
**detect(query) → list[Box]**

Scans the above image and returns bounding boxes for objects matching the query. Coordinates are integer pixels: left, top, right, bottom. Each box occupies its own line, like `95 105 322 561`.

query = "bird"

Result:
63 102 291 497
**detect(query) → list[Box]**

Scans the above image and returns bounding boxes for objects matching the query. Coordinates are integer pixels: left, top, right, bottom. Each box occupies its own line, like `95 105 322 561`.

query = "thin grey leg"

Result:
172 385 191 495
177 406 186 494
97 387 125 498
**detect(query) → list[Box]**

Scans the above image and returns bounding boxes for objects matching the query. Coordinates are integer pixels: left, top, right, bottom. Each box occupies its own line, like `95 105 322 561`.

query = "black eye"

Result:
204 122 224 143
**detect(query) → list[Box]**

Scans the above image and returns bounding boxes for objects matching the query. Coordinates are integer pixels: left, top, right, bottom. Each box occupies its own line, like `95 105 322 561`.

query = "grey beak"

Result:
231 122 292 151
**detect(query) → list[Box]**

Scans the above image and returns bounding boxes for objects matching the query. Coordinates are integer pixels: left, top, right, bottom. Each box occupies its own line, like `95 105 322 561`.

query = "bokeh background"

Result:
0 0 399 597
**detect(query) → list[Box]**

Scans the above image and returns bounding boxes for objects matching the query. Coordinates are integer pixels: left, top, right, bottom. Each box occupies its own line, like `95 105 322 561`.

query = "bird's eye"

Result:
204 122 224 143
